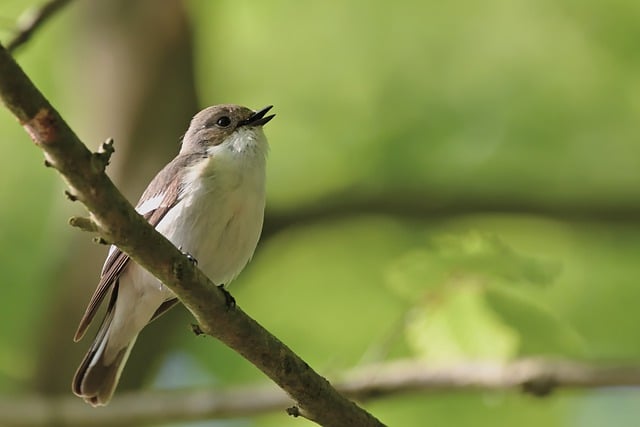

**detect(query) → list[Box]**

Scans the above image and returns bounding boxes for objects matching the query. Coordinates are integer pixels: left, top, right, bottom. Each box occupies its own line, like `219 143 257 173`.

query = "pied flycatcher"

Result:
72 104 274 406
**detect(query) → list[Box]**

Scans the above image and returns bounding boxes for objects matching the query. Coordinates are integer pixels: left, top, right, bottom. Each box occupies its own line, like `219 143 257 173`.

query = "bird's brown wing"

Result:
72 153 198 342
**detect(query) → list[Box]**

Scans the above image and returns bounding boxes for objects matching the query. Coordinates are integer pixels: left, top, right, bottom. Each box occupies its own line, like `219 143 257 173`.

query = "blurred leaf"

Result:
432 232 562 287
406 284 519 362
385 249 447 300
486 285 586 358
386 231 561 302
386 231 568 362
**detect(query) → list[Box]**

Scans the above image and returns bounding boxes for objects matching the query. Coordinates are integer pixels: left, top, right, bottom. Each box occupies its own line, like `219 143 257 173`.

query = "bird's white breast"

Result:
157 128 268 286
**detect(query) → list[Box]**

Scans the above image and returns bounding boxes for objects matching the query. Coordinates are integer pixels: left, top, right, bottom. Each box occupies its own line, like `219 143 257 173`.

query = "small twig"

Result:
92 237 109 245
91 137 115 172
68 216 97 232
286 405 316 423
190 324 204 336
6 0 72 53
286 406 301 417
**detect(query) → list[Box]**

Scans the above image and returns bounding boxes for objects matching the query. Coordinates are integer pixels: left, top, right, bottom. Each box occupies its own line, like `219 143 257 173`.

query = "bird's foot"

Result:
179 246 198 265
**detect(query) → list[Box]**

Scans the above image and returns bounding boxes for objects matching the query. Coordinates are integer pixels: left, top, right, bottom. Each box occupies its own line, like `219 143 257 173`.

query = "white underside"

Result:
101 127 267 363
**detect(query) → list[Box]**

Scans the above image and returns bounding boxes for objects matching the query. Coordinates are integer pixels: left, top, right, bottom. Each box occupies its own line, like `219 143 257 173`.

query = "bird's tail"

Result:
72 307 137 407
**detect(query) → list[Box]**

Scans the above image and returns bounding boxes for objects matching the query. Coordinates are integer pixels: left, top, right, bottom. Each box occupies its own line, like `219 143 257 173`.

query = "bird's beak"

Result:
240 105 275 127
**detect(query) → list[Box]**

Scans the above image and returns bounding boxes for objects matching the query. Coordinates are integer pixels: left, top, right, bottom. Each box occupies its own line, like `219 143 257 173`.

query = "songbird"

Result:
72 104 274 406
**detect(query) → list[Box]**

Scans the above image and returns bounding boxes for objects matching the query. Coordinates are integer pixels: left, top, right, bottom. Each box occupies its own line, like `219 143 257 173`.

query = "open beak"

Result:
240 105 275 127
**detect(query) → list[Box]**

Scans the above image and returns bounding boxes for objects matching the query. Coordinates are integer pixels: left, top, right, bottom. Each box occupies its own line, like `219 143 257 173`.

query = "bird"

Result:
72 104 274 406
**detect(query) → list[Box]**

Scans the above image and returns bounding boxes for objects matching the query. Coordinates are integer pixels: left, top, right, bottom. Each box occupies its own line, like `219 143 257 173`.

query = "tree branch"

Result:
0 44 384 427
1 358 639 426
6 0 72 53
262 191 640 239
338 358 640 398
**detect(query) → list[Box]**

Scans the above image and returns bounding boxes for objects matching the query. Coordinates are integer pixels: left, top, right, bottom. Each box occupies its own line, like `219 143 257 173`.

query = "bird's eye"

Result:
216 116 231 127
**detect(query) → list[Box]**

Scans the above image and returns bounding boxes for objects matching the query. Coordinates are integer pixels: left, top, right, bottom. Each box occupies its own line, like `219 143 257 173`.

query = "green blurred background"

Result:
1 0 640 426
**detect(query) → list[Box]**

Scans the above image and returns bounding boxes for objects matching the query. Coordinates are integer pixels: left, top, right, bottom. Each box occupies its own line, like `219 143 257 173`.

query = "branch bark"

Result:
2 358 639 426
0 44 384 427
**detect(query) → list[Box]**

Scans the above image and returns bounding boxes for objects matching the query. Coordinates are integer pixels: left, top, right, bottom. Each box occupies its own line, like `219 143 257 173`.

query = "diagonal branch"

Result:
0 43 384 427
6 0 72 53
1 358 639 426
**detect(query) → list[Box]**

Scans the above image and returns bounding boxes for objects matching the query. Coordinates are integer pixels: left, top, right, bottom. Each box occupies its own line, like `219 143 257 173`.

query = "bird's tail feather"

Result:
72 307 137 407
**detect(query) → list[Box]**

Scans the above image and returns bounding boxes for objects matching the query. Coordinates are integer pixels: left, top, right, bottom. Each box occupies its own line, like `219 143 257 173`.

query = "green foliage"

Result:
188 0 640 208
1 0 640 425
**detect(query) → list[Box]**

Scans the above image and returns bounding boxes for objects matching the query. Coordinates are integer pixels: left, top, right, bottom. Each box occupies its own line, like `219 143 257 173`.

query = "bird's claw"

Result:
179 246 198 265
